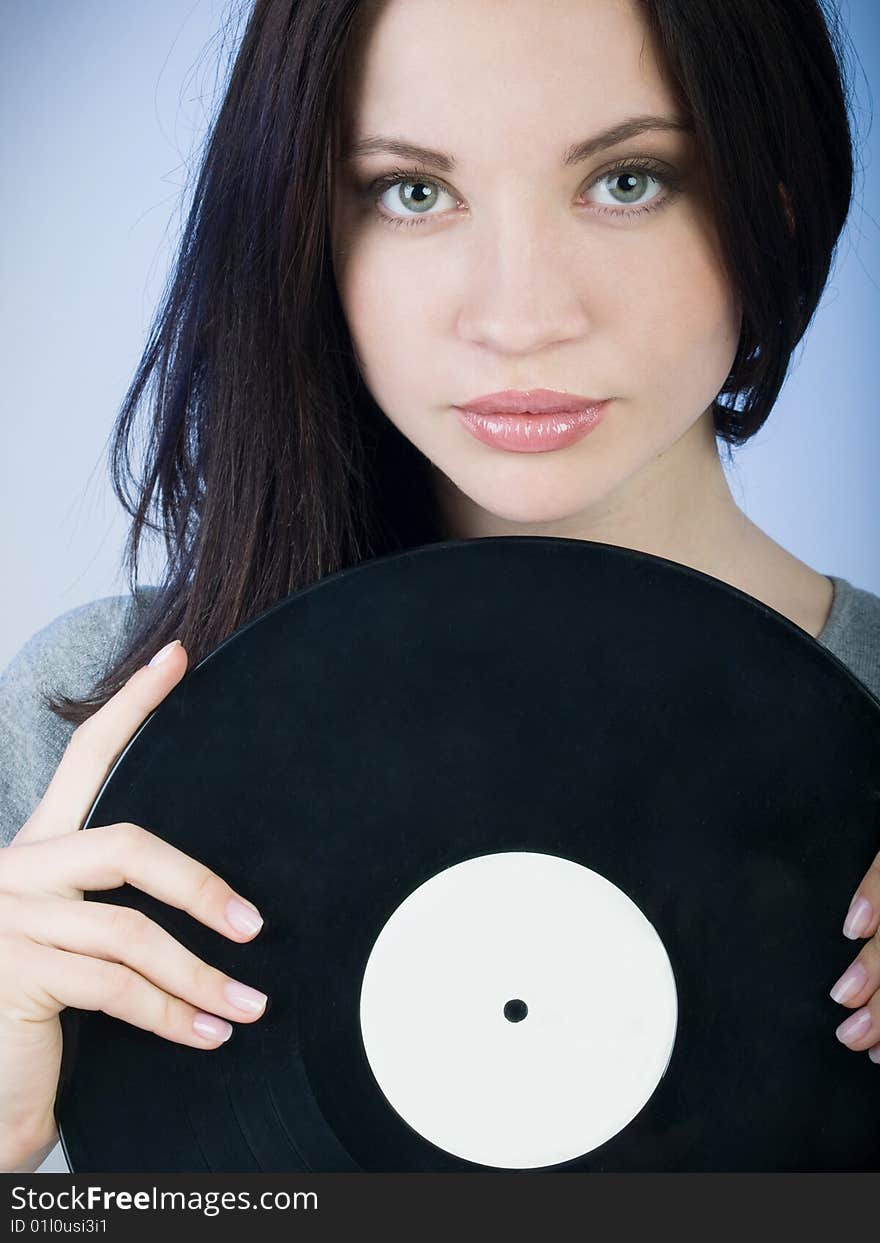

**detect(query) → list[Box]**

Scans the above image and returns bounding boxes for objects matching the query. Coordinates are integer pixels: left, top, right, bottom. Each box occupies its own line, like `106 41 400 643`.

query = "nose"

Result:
455 211 593 356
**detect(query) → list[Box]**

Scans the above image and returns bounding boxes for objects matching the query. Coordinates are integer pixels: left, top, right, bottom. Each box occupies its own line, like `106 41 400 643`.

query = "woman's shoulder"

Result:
816 575 880 704
1 586 161 707
0 585 160 848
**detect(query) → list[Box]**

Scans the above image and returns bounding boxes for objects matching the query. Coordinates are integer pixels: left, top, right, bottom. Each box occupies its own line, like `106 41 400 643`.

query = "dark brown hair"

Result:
46 0 858 725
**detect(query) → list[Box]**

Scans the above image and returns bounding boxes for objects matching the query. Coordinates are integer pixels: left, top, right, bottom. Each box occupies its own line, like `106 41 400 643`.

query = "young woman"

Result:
1 0 878 1173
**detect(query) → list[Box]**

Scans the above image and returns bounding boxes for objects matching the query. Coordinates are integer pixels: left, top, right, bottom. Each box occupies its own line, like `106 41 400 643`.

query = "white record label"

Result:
359 850 677 1169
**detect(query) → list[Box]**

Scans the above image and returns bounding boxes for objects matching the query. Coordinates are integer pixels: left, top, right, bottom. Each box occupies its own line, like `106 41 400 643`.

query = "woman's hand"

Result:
0 639 269 1173
829 853 880 1063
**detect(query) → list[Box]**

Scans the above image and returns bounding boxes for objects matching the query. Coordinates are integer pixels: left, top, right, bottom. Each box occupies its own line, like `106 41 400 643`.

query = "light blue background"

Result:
0 0 877 1173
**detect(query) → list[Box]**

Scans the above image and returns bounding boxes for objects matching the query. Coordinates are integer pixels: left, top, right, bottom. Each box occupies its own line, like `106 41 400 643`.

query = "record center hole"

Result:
504 998 528 1023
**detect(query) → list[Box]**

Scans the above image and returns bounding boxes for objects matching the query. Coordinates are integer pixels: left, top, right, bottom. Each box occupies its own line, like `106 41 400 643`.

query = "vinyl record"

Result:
55 536 880 1172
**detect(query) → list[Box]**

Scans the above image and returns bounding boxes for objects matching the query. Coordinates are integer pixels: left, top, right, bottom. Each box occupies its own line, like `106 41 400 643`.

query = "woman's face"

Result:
331 0 742 538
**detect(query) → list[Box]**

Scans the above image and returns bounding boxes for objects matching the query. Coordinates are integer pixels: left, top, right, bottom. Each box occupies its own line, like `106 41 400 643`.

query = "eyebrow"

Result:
342 115 694 169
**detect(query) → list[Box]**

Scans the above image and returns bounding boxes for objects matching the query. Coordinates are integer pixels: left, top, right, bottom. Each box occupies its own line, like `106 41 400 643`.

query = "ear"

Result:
778 181 795 235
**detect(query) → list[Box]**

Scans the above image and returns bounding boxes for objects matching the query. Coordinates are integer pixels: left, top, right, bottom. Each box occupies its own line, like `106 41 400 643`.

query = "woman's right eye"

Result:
371 173 460 229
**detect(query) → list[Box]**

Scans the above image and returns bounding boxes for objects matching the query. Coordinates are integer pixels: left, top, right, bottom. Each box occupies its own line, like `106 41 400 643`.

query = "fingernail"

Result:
835 1007 873 1045
869 1046 880 1065
224 980 268 1014
830 960 868 1004
193 1012 233 1042
843 896 873 939
148 639 181 668
225 896 264 935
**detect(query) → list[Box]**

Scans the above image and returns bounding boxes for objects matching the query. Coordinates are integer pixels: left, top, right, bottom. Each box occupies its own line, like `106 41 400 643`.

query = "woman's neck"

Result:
432 410 834 640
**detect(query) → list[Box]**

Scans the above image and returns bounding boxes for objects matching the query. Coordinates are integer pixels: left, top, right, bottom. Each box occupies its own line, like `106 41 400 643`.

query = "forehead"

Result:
342 0 679 159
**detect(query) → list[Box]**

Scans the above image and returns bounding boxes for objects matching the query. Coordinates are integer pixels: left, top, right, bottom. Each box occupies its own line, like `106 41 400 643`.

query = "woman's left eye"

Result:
367 161 680 229
587 168 668 213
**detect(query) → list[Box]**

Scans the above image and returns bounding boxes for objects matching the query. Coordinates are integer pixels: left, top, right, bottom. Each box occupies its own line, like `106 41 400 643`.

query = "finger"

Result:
0 935 237 1050
829 927 880 1009
0 894 267 1024
842 849 880 940
14 640 187 845
834 988 880 1052
0 823 264 943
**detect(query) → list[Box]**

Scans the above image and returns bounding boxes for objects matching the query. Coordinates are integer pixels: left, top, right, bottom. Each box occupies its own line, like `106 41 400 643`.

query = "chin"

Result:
429 444 625 530
452 485 606 531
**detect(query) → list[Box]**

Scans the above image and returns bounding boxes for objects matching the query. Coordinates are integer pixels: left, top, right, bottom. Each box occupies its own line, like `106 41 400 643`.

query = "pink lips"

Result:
454 389 609 453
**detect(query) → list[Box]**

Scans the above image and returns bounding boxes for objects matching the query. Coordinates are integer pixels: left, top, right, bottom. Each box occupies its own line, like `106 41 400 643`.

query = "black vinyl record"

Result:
55 536 880 1172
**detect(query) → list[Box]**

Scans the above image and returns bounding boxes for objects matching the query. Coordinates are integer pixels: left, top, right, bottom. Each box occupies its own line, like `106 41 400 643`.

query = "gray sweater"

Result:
1 574 879 849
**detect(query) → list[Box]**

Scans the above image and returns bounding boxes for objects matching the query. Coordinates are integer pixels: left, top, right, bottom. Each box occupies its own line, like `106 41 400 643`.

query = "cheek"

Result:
605 210 740 397
335 233 429 389
334 238 441 448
